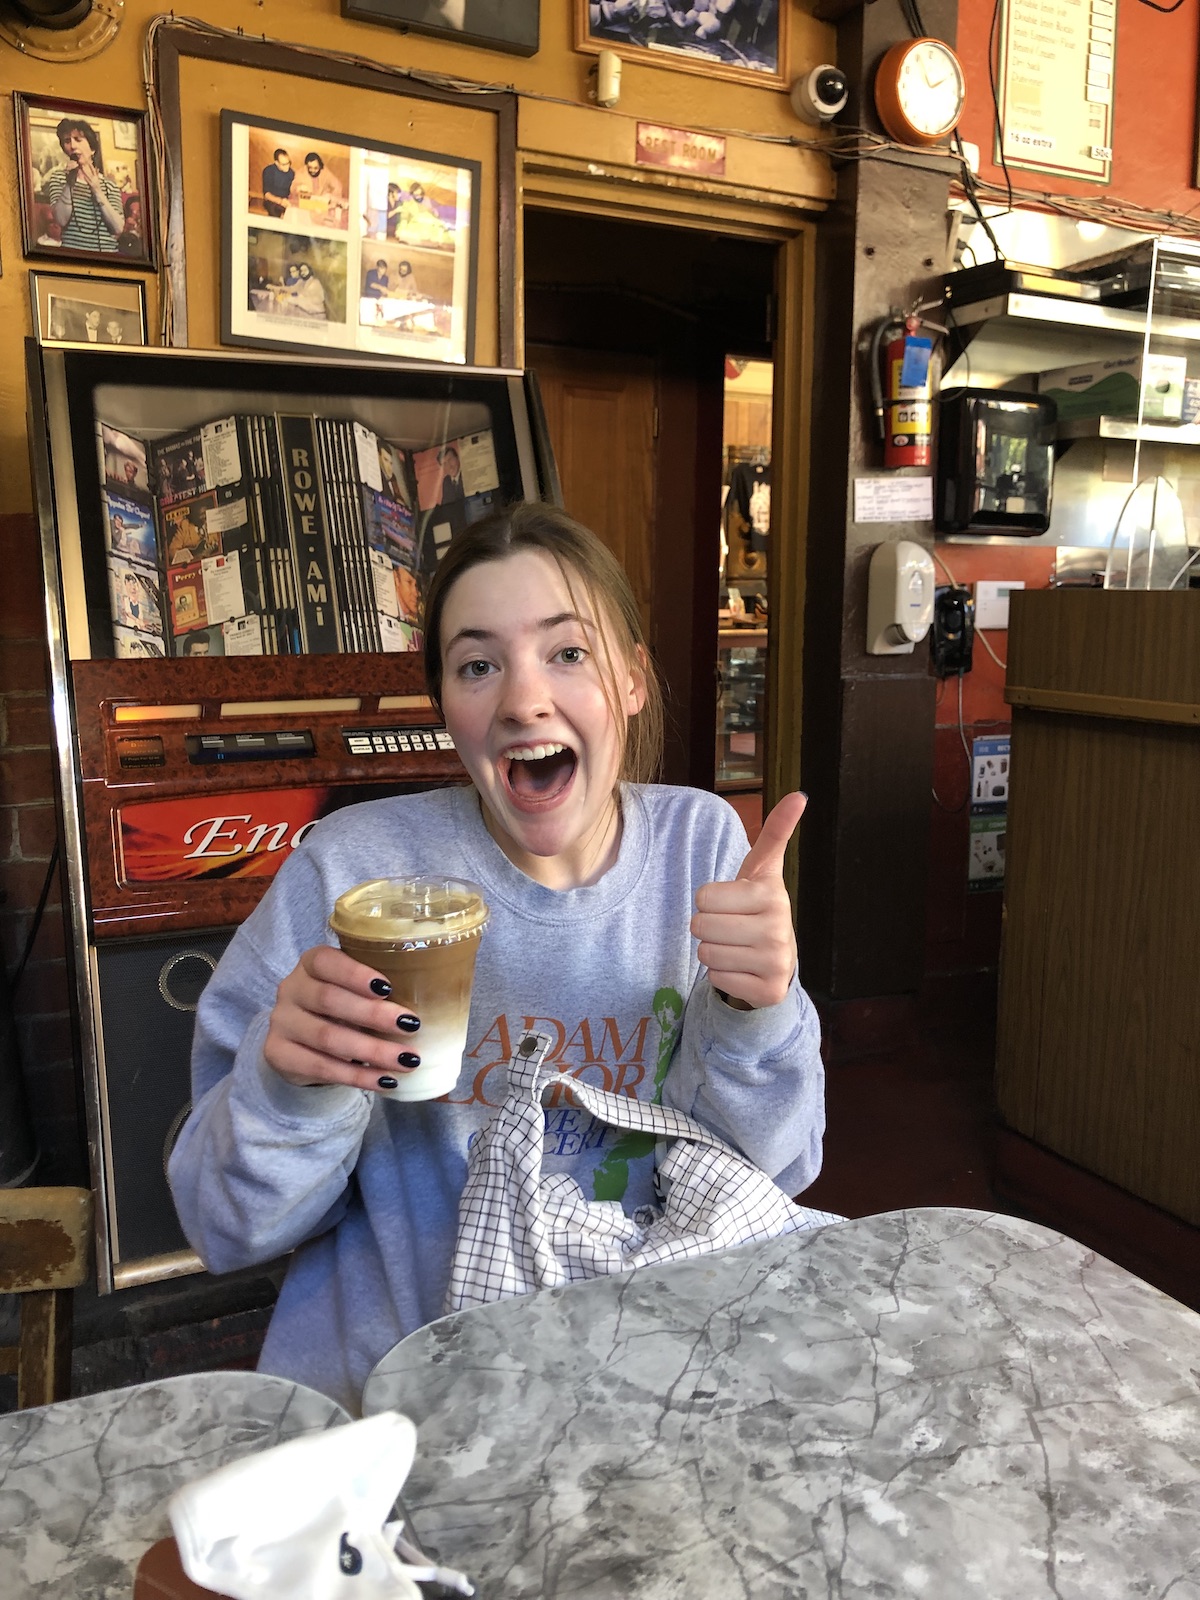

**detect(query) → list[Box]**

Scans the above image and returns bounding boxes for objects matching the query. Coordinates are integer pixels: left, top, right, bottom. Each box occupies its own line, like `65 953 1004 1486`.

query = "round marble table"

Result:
0 1369 348 1599
363 1207 1200 1599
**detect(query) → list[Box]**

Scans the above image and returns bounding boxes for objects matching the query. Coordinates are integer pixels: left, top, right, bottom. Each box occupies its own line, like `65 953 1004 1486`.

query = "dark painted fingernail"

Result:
377 1075 399 1090
397 1052 421 1069
396 1013 420 1032
370 978 392 997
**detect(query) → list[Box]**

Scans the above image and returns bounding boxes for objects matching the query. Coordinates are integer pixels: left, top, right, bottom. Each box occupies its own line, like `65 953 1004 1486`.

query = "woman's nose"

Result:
497 658 552 723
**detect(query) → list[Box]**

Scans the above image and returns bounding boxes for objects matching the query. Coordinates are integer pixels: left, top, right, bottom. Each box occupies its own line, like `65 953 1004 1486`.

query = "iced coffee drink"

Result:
329 876 489 1101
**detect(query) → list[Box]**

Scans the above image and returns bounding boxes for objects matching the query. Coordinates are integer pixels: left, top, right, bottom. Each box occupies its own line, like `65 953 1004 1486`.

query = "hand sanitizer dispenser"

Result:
866 539 935 654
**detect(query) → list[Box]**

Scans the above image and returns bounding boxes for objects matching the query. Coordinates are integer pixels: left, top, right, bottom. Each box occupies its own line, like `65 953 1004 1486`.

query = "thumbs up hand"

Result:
691 792 807 1011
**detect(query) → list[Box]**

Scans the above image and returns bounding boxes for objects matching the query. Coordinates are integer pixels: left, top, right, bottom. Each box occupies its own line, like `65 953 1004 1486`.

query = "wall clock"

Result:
874 37 966 147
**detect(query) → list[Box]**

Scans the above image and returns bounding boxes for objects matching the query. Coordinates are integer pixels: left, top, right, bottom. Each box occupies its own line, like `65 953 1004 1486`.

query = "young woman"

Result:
169 502 825 1415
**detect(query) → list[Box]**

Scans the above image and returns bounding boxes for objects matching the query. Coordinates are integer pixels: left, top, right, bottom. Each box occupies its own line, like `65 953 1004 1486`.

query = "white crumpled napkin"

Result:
168 1411 473 1600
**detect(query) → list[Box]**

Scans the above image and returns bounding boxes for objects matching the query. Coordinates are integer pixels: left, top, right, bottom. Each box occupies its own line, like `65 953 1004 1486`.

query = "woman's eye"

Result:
558 646 586 665
462 659 492 679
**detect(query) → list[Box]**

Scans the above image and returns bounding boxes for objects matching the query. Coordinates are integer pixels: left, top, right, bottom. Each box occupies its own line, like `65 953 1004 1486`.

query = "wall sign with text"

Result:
635 124 727 178
998 0 1115 185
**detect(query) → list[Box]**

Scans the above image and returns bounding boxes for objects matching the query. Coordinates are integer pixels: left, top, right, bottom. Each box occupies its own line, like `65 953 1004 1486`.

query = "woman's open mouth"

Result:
503 742 577 806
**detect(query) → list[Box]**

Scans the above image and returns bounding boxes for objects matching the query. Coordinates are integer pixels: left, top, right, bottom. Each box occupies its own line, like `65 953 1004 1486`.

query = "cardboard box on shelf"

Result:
1038 353 1188 421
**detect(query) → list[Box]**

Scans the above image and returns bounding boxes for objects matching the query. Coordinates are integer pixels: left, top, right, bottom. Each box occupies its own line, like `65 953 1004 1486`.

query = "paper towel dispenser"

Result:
936 389 1056 536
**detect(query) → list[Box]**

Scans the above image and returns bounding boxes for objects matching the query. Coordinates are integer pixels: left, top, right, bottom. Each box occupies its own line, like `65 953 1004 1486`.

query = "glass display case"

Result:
26 340 552 1291
1100 235 1200 587
941 234 1200 583
715 627 766 790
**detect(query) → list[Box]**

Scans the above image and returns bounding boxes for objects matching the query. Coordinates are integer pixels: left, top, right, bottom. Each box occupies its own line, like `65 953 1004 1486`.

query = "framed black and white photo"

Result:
14 93 155 268
577 0 787 88
342 0 539 57
29 270 148 346
222 110 480 365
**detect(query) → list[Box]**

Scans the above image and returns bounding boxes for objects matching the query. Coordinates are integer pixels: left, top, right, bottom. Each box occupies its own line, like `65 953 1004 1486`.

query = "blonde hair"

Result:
422 502 663 784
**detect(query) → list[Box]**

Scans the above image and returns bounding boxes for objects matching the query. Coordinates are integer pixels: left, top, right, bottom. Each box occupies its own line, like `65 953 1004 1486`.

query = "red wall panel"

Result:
958 3 1200 217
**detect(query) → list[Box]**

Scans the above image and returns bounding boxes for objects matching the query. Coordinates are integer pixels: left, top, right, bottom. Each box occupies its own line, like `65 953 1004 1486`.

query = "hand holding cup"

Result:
264 945 424 1093
327 877 488 1101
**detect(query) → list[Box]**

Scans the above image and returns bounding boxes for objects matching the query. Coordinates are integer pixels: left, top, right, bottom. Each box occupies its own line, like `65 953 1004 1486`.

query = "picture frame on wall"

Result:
221 110 480 365
577 0 787 88
14 93 155 268
342 0 539 56
29 271 148 345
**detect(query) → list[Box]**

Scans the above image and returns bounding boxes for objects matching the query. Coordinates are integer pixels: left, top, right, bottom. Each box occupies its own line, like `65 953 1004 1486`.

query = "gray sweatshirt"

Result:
168 783 825 1414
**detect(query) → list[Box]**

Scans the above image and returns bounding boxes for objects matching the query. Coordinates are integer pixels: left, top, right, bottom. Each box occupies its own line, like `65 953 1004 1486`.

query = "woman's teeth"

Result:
509 743 566 761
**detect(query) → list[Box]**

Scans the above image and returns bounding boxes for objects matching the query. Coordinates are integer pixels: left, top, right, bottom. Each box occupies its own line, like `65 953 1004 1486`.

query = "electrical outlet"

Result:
974 580 1024 630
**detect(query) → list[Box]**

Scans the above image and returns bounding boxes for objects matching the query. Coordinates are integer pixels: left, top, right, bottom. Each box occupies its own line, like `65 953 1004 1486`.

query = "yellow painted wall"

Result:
0 0 835 515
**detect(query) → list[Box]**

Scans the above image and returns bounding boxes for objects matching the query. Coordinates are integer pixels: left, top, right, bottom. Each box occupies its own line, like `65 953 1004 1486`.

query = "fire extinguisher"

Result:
870 311 933 468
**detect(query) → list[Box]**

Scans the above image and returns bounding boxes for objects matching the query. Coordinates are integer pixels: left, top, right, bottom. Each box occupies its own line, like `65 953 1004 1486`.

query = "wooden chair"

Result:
0 1187 93 1409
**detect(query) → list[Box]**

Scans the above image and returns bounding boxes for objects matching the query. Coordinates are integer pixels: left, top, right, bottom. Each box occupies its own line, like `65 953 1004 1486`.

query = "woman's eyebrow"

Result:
444 612 591 652
539 611 591 631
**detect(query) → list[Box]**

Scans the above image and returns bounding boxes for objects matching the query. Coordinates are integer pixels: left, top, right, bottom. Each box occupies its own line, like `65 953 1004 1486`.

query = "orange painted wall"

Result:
958 1 1200 216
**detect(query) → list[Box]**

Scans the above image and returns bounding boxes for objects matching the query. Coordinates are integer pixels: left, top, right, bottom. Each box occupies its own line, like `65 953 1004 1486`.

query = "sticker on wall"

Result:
968 815 1007 889
971 736 1010 814
969 735 1010 891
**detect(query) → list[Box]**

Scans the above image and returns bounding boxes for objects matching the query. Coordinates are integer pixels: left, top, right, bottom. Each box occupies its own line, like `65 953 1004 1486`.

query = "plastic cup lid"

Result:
329 876 489 945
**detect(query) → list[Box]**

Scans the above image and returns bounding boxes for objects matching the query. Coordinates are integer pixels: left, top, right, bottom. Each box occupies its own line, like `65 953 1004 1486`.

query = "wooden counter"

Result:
997 589 1200 1226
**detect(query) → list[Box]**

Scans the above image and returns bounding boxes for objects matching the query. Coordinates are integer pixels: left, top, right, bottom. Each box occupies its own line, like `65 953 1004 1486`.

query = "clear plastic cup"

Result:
329 876 489 1101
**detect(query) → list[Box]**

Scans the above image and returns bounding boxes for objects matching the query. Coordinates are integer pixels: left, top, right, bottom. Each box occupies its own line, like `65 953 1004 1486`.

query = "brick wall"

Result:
0 512 85 1185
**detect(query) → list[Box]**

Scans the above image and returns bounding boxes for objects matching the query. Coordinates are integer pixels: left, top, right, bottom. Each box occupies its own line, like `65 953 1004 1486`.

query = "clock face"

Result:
875 37 966 145
896 40 965 138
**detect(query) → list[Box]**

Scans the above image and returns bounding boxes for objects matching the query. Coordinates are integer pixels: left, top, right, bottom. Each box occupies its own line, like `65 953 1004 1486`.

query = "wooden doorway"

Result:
524 210 774 791
529 347 656 645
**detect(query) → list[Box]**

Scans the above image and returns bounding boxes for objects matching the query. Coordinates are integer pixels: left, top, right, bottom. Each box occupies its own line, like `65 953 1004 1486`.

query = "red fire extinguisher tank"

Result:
871 313 933 469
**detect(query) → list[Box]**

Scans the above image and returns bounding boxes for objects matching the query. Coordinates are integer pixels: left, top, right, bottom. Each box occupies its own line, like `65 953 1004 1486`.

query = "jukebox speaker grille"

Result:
95 931 233 1269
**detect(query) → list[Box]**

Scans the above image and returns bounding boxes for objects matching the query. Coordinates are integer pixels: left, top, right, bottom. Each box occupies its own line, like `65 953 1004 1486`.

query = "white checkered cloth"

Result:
445 1031 843 1314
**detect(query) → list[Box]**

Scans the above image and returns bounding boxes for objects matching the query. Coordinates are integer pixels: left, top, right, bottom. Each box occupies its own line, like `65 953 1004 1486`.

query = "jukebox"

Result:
26 342 555 1291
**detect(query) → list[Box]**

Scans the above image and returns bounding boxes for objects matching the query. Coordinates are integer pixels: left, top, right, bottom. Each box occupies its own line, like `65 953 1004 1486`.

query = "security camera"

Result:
789 65 849 125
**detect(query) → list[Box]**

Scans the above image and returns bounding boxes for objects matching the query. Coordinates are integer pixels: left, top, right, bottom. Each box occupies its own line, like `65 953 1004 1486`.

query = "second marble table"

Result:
0 1369 348 1599
364 1207 1200 1599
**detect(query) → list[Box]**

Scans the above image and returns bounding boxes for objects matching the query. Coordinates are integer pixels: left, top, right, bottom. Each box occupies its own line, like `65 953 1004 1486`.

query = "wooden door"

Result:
527 345 656 642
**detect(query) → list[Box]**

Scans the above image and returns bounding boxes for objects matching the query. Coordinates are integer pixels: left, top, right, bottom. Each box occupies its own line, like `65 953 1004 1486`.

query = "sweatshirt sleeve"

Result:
661 976 825 1197
657 793 826 1197
167 842 372 1275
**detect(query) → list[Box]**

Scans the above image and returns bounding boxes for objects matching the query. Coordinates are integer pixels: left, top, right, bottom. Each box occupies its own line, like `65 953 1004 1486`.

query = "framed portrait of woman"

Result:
14 93 155 269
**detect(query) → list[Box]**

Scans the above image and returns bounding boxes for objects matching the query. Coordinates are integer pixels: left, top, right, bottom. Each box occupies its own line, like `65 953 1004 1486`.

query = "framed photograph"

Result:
342 0 539 56
14 93 155 268
222 111 480 365
29 271 148 345
576 0 787 87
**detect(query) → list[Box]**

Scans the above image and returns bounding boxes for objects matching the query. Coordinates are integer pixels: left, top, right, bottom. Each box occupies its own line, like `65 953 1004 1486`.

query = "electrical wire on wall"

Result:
931 668 972 812
9 842 59 994
987 0 1015 217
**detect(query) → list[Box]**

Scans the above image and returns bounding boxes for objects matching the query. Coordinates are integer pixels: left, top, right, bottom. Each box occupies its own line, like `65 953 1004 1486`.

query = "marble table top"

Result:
0 1369 348 1599
363 1207 1200 1599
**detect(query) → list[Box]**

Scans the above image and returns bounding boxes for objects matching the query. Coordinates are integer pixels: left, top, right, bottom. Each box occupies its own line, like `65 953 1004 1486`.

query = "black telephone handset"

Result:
930 585 974 677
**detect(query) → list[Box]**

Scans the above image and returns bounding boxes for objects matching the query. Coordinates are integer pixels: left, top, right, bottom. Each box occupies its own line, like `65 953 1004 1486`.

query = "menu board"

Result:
998 0 1115 184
